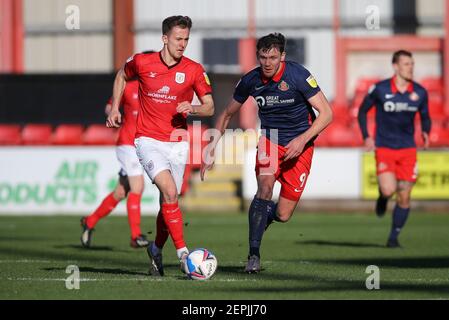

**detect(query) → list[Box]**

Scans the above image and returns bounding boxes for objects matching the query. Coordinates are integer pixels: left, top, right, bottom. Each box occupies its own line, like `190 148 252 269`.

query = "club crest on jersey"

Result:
306 75 318 88
148 72 157 78
409 92 419 101
278 80 289 91
175 72 185 84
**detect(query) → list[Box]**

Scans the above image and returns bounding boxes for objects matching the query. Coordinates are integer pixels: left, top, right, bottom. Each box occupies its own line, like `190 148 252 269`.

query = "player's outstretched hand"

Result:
200 162 214 181
106 109 122 128
284 135 307 161
177 101 194 115
364 137 375 151
422 132 430 149
200 146 216 181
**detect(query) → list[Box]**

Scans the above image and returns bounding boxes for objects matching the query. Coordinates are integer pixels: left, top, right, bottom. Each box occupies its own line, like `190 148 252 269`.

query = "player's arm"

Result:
215 98 243 136
200 98 243 180
284 91 333 160
107 68 128 128
177 66 215 116
419 91 432 149
105 102 112 116
104 96 114 116
107 54 138 128
357 91 376 151
176 94 215 117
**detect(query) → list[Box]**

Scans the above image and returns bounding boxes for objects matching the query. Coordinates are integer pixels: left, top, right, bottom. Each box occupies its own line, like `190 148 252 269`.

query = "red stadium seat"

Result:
331 102 351 125
350 92 366 110
355 77 380 95
420 77 443 95
21 124 53 145
52 124 84 145
0 124 22 145
414 122 449 148
428 98 446 117
314 131 329 147
322 123 363 147
179 124 209 194
349 104 376 124
83 124 118 145
428 127 449 147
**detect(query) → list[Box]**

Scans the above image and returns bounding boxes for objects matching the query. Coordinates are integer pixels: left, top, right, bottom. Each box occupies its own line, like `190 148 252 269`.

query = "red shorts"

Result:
375 147 418 182
255 136 314 201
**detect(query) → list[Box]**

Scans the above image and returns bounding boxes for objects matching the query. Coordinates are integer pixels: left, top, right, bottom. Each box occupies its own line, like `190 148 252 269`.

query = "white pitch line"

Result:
0 260 80 264
4 277 259 282
0 260 53 263
5 277 448 283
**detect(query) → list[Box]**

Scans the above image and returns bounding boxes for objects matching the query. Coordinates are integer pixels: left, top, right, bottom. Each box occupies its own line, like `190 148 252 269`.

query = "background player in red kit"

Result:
201 33 333 273
107 16 214 276
358 50 431 248
80 78 149 249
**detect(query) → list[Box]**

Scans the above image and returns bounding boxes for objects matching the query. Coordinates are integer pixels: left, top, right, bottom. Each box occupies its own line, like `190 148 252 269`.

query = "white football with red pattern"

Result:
184 248 218 280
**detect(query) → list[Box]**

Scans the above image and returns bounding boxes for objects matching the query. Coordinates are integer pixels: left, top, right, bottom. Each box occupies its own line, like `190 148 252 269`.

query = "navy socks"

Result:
265 201 279 229
248 197 276 257
389 205 410 241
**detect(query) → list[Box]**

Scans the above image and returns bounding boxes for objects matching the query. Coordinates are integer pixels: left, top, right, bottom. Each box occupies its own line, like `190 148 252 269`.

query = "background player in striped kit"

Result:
202 33 333 273
358 50 432 248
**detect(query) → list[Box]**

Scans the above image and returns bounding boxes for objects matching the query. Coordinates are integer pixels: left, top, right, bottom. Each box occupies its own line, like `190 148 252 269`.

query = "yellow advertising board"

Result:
362 151 449 200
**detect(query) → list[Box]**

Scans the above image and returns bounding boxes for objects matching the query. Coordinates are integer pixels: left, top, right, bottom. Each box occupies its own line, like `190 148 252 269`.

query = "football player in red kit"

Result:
107 16 214 276
81 78 149 249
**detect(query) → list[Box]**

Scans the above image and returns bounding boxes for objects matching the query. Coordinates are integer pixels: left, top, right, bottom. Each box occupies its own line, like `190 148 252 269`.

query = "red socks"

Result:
155 210 169 248
86 191 143 240
161 202 186 249
86 192 119 229
127 192 142 239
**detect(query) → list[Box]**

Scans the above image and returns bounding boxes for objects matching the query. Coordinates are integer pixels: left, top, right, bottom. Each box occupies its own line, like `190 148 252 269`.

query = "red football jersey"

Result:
108 80 140 146
124 51 212 141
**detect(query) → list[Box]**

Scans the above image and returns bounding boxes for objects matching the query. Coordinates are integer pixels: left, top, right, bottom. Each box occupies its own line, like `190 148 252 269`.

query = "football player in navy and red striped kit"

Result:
358 50 431 248
201 33 333 273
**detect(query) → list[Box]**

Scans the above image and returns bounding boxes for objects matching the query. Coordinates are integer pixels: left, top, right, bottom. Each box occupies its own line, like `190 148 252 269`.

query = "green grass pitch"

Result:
0 212 448 299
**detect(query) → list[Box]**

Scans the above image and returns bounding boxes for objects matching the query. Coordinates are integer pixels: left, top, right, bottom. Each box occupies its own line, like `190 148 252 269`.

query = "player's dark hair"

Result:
162 16 192 35
392 50 412 64
256 33 286 54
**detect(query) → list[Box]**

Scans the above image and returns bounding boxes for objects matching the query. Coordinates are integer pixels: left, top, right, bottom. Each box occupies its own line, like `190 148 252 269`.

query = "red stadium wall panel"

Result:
113 0 134 70
0 0 23 73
